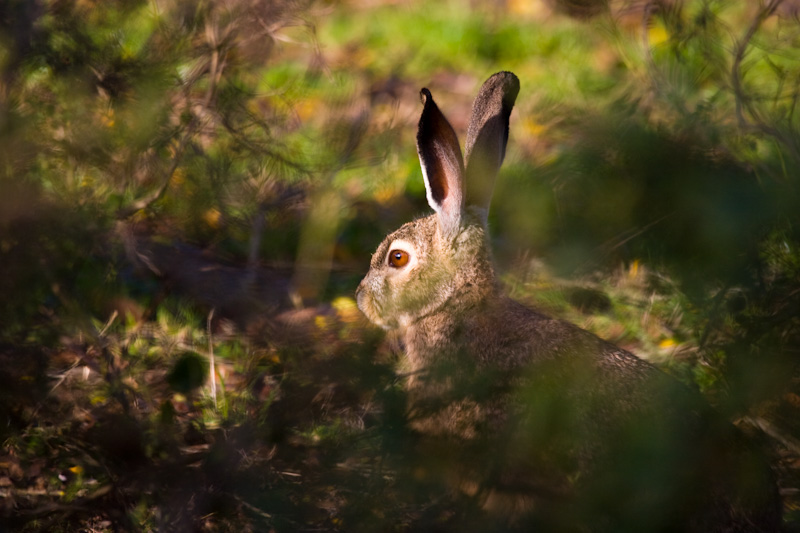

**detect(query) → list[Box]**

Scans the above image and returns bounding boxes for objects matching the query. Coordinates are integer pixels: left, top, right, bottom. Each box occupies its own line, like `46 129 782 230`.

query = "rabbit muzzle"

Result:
355 275 392 329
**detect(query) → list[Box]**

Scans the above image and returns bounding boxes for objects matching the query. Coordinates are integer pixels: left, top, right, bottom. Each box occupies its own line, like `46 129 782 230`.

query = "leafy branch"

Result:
731 0 800 163
116 20 229 220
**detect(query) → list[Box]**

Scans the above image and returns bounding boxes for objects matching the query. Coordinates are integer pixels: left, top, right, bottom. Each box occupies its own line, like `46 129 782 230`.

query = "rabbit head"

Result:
356 72 520 331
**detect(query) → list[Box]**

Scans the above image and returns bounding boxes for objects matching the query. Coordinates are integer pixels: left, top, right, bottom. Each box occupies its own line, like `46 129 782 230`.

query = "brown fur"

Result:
356 72 781 532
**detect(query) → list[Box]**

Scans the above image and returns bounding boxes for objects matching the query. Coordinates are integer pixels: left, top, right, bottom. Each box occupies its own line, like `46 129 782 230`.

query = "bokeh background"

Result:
1 0 799 530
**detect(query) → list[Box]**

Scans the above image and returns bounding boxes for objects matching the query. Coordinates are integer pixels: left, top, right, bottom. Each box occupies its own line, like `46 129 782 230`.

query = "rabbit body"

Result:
356 72 781 532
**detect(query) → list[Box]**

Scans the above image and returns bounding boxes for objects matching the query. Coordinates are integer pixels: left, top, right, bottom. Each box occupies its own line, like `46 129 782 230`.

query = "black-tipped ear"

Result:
464 72 519 220
416 88 465 240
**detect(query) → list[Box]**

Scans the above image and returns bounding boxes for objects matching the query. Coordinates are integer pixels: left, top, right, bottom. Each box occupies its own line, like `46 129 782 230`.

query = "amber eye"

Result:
388 249 410 268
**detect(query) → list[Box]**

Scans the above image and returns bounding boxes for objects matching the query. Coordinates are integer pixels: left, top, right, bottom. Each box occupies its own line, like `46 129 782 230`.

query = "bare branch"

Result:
729 0 800 162
116 20 228 220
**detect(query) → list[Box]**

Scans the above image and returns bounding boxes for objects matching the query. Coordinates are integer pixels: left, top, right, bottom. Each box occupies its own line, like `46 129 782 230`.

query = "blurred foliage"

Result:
1 0 800 530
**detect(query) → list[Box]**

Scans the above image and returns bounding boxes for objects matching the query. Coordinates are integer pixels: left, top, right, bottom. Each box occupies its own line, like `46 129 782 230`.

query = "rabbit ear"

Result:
464 72 520 220
417 88 465 240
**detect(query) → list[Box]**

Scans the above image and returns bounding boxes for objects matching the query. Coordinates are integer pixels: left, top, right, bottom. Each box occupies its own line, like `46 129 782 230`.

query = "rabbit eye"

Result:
388 249 410 268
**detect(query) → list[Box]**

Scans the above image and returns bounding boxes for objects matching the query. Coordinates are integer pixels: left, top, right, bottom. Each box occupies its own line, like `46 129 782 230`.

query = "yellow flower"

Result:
629 259 640 278
332 296 359 322
648 22 669 47
659 338 676 349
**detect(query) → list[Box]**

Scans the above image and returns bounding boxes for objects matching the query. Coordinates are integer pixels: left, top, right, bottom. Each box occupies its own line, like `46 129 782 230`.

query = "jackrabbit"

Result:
356 72 782 532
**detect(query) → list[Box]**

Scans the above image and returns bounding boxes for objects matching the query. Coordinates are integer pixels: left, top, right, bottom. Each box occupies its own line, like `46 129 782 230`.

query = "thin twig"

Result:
115 124 196 219
575 212 674 272
208 307 217 410
98 310 118 337
233 494 274 522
